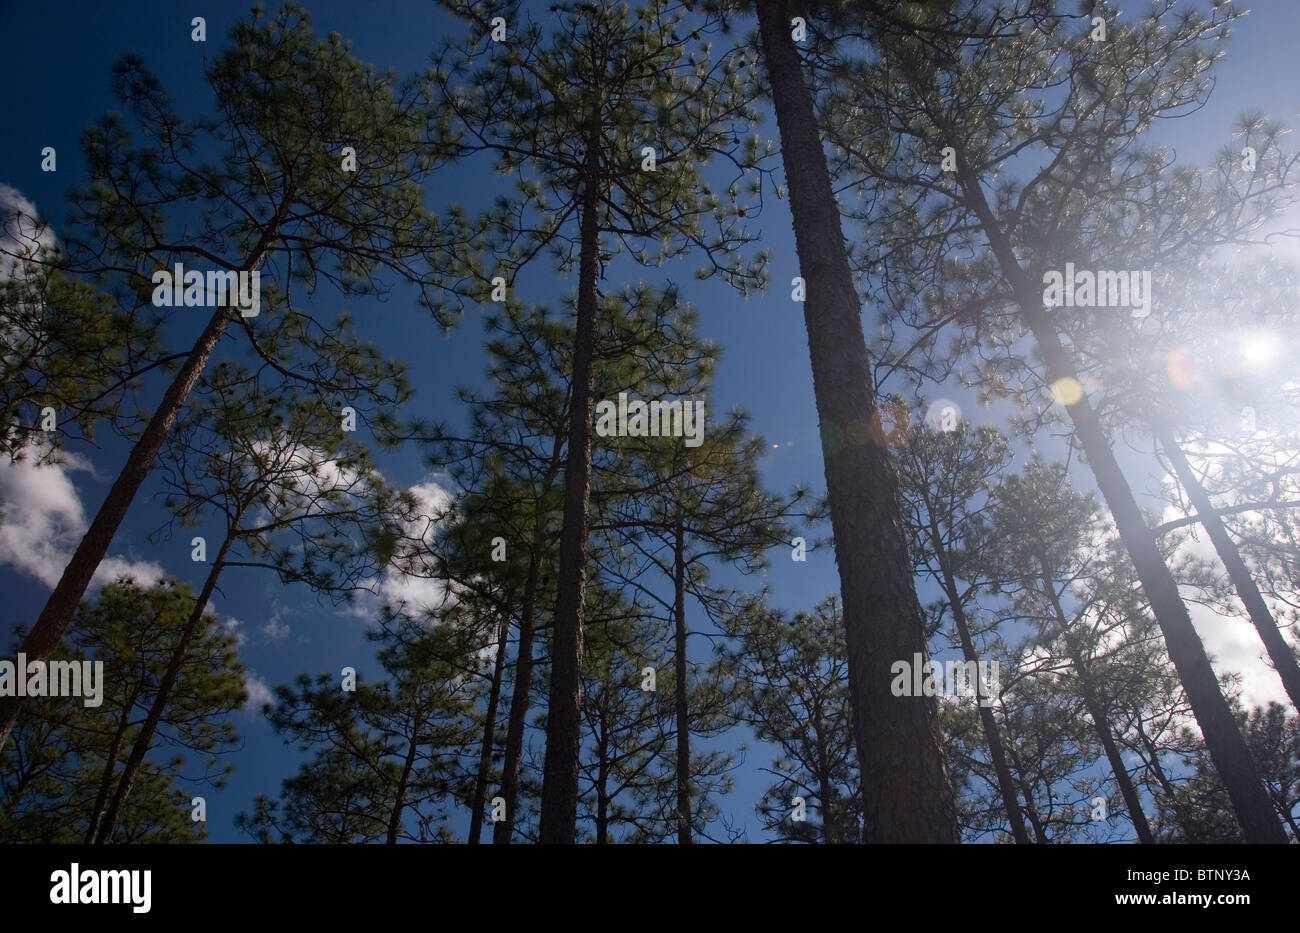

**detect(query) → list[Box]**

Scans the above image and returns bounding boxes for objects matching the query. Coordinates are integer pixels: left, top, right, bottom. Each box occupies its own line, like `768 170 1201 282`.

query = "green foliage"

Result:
153 329 413 602
1154 700 1300 842
1 578 245 843
577 584 736 844
431 0 770 292
0 249 159 463
237 610 479 843
720 595 860 843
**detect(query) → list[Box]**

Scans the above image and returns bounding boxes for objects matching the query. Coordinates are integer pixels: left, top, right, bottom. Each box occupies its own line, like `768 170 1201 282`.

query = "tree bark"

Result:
1014 767 1052 844
539 118 602 844
673 521 691 844
1277 798 1300 840
1134 721 1177 797
756 0 958 842
387 717 422 845
1083 685 1155 844
0 304 238 751
1037 558 1155 844
812 707 838 844
954 161 1287 842
495 452 562 844
85 683 143 844
468 610 511 844
493 546 541 845
931 536 1032 843
1158 427 1300 711
1133 718 1196 841
595 699 610 845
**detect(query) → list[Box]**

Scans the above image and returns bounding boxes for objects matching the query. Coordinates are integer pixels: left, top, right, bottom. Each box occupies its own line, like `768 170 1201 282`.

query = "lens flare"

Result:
1050 377 1084 406
1166 347 1200 391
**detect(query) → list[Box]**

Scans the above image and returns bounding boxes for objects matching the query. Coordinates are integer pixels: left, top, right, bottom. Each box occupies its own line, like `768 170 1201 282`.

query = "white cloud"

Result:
235 447 458 621
260 613 290 640
1159 465 1295 712
408 479 455 517
0 186 163 595
375 567 456 616
92 554 167 588
222 614 247 648
375 478 457 613
0 451 164 590
0 184 56 282
1187 598 1290 712
337 476 457 622
241 671 274 714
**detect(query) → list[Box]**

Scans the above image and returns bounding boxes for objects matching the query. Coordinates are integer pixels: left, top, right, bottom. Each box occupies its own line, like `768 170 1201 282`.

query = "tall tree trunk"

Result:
93 512 244 844
673 521 691 844
1134 720 1179 800
756 0 958 843
1037 559 1155 844
1158 427 1300 710
931 538 1032 843
1015 770 1052 844
495 451 562 844
539 118 602 844
813 713 838 844
387 716 422 845
955 158 1288 844
1078 665 1155 844
85 683 143 844
494 544 541 845
595 700 610 845
1005 740 1051 843
0 305 238 750
1134 719 1193 841
468 611 511 844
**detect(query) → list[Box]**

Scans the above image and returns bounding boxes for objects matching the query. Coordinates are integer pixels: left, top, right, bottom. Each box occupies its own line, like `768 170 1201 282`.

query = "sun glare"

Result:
1240 329 1280 369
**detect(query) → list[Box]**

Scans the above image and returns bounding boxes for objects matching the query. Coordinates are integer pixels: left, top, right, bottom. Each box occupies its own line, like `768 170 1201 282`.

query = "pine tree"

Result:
983 458 1158 843
720 595 860 843
431 0 767 841
413 287 730 841
91 332 409 843
408 301 572 842
752 0 957 841
592 318 797 842
0 218 161 464
572 581 737 844
896 422 1031 842
821 0 1287 841
0 4 468 748
1152 699 1300 842
237 610 479 843
2 578 244 843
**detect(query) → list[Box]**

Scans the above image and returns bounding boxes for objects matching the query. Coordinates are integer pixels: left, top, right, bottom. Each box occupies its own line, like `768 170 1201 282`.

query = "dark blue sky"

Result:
2 0 1298 842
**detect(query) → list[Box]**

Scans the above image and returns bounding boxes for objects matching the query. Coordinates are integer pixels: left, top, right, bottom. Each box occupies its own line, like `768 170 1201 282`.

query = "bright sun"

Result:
1239 329 1280 369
